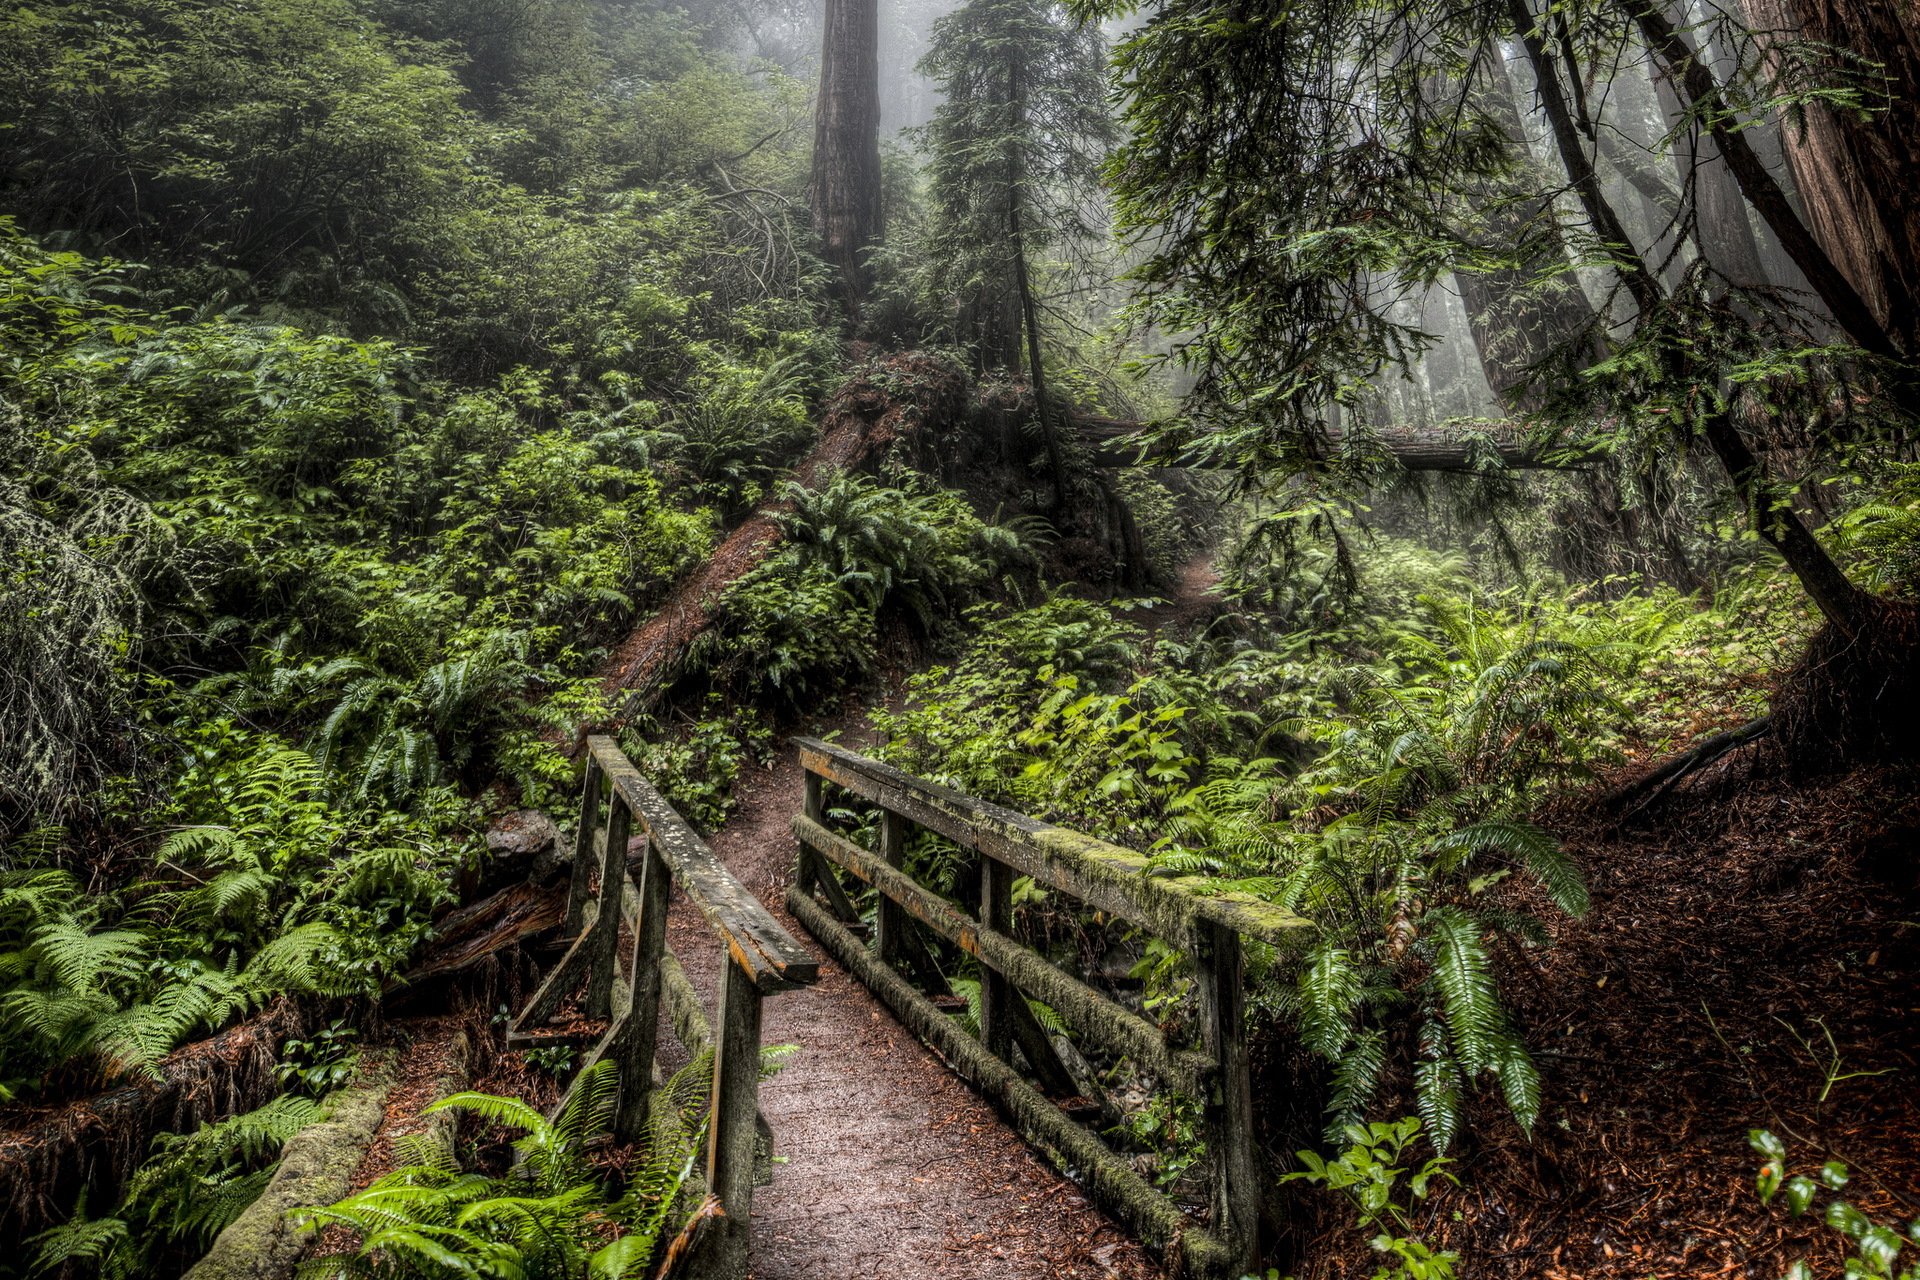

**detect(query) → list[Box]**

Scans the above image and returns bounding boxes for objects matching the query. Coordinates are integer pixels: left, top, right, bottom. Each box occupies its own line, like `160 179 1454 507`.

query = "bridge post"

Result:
583 790 630 1020
613 835 670 1143
1196 918 1258 1264
978 855 1015 1060
704 952 765 1278
564 756 603 935
876 809 908 963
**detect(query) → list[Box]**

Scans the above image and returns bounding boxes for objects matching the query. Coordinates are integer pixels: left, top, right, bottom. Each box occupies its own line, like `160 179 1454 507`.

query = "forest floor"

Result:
1294 754 1920 1279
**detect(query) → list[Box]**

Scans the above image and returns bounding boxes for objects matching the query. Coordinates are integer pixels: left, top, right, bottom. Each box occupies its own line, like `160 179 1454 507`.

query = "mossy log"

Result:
597 352 972 729
181 1053 404 1280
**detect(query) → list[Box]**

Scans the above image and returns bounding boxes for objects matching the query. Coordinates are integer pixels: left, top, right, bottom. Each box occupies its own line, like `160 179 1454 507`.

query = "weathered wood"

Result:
1195 920 1258 1259
701 955 764 1280
614 839 671 1142
796 738 1310 949
590 737 818 992
787 887 1239 1279
1004 986 1082 1100
565 757 603 935
584 793 631 1020
978 856 1015 1062
876 808 908 963
797 771 825 894
794 815 1214 1094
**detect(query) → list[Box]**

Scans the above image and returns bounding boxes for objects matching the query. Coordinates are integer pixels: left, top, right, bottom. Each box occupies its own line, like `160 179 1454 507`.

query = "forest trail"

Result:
665 727 1162 1280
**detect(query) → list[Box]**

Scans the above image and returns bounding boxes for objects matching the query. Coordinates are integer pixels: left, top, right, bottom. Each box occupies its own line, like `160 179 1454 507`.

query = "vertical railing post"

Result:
1195 919 1258 1264
613 835 670 1142
583 791 630 1019
876 808 907 963
564 756 603 935
705 952 764 1278
796 766 824 894
978 855 1014 1061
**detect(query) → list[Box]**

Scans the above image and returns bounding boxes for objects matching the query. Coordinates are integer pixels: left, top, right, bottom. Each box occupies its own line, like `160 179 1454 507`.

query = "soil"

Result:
1287 758 1920 1279
669 718 1164 1280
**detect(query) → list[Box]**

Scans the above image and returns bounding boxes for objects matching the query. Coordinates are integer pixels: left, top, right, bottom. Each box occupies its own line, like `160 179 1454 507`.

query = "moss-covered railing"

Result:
511 735 818 1278
787 737 1307 1279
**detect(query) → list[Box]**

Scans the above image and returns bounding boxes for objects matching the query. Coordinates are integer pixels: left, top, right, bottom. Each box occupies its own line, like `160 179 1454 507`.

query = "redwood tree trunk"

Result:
810 0 884 311
1740 0 1920 352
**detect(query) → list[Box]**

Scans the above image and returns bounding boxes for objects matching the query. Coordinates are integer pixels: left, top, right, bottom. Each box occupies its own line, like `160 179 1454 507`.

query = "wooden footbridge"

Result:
509 734 1306 1278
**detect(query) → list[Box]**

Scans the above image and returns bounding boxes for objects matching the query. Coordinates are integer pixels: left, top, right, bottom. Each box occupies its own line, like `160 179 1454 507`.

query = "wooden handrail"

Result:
512 736 816 1280
795 737 1308 947
789 737 1296 1278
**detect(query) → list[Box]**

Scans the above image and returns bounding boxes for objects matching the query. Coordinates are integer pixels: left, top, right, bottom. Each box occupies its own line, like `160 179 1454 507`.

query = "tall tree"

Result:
917 0 1112 504
1740 0 1920 352
1084 0 1917 757
810 0 884 309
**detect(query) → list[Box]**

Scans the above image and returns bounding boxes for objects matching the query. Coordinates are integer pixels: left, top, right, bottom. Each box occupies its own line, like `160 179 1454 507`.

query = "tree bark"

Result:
809 0 883 311
1629 1 1903 361
1006 43 1068 508
1739 0 1920 353
1649 62 1768 288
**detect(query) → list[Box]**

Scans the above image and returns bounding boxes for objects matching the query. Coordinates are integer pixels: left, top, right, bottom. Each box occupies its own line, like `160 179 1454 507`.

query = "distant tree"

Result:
917 0 1112 503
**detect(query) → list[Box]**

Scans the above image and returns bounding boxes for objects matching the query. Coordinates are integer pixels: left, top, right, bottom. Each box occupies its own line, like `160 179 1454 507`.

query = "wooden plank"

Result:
587 737 817 992
795 815 1214 1095
787 887 1240 1279
875 809 909 963
613 838 671 1142
584 792 630 1020
1195 919 1258 1259
565 757 602 935
796 738 1309 949
702 953 763 1280
978 856 1014 1061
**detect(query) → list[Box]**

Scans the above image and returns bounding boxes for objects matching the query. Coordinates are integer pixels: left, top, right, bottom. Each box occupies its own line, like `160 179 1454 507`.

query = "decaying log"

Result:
1607 716 1774 816
1073 414 1579 472
598 352 971 729
181 1054 402 1280
403 880 568 984
0 999 305 1244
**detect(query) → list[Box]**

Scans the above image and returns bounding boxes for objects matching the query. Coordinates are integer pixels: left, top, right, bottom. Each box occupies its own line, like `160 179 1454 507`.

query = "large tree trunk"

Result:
809 0 883 311
1006 44 1067 509
1740 0 1920 352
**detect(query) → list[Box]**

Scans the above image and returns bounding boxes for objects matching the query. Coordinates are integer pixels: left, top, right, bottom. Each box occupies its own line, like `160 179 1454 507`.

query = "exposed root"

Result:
0 999 304 1243
1771 598 1920 773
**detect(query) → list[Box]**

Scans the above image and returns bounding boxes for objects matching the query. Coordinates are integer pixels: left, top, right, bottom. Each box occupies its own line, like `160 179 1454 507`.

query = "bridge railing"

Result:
510 734 818 1278
788 737 1307 1278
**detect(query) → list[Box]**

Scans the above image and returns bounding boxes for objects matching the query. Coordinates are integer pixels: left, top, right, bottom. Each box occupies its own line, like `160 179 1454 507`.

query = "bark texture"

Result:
809 0 883 308
1742 0 1920 351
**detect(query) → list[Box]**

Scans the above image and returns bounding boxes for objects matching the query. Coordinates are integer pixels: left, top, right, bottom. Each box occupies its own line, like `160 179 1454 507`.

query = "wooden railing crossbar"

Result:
789 736 1306 1279
511 736 816 1279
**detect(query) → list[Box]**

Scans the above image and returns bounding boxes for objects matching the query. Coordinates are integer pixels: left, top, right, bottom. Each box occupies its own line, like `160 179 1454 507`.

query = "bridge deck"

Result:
663 740 1162 1280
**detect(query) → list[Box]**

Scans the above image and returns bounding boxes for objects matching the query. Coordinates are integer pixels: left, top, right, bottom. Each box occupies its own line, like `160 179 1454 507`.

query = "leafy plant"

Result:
296 1058 708 1280
277 1021 362 1097
1282 1117 1460 1280
31 1095 323 1279
1750 1129 1919 1280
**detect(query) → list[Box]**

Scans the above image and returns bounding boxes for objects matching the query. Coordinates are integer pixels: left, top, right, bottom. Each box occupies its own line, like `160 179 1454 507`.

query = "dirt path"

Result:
667 726 1163 1280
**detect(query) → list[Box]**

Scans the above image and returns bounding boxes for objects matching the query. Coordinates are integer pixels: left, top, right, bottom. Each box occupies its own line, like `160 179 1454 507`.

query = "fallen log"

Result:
0 998 306 1244
597 352 971 729
1073 415 1579 471
1607 716 1774 816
